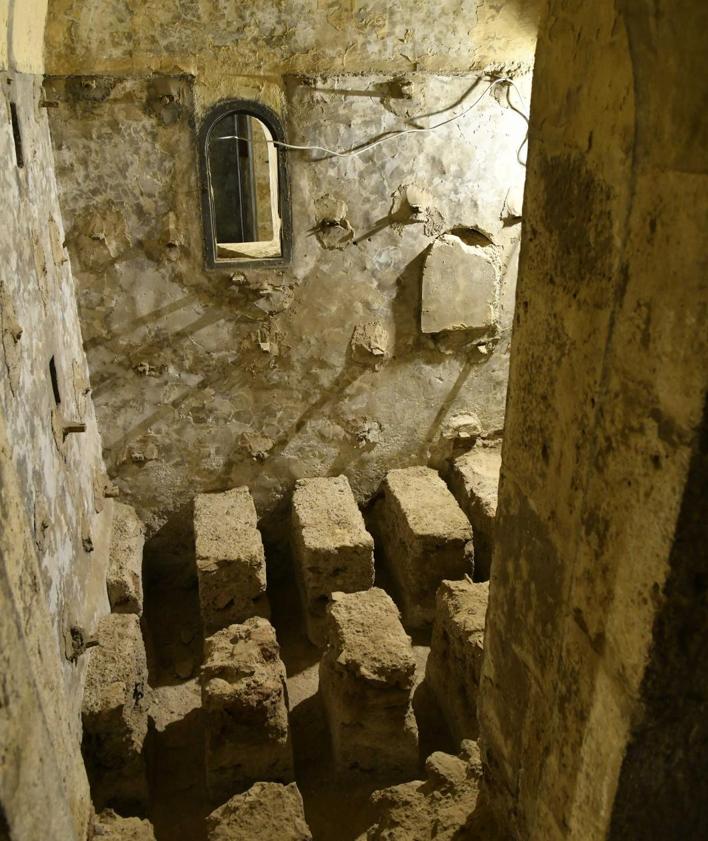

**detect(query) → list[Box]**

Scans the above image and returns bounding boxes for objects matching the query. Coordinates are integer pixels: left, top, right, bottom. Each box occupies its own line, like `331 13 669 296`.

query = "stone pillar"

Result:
106 502 145 615
81 614 149 812
194 488 269 634
448 445 501 581
425 579 488 742
201 617 293 805
376 466 473 627
319 588 418 777
291 475 374 646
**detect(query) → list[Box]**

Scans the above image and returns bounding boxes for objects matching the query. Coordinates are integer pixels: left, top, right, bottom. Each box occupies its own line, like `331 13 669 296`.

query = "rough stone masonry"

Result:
194 488 270 634
201 617 293 805
376 467 474 627
291 474 375 646
426 578 489 743
81 614 149 813
319 588 419 778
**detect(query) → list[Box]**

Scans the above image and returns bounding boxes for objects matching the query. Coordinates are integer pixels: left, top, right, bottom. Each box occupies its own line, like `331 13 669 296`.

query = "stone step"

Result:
291 475 374 646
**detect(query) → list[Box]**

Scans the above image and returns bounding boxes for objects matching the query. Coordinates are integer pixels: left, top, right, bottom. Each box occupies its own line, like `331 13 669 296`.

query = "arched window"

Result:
199 101 291 267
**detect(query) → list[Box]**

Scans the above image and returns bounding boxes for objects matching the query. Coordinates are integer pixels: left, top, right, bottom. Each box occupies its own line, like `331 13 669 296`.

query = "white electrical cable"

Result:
215 76 529 161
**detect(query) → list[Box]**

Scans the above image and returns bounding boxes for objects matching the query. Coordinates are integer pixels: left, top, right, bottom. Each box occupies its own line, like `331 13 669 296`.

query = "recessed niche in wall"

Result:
199 101 291 268
9 103 24 168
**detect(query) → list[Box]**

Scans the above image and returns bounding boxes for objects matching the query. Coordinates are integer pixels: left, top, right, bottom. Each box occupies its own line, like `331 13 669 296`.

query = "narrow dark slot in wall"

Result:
49 357 61 405
9 103 24 168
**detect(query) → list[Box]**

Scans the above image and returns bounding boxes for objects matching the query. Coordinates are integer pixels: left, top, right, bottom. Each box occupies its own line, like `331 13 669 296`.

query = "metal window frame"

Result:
198 99 292 270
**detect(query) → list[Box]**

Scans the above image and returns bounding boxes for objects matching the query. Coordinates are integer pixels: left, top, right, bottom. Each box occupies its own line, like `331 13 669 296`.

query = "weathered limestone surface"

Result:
0 35 111 839
201 617 293 805
377 467 473 627
448 445 501 581
291 475 374 645
320 588 418 777
357 741 485 841
426 579 489 742
194 488 269 634
206 782 312 841
421 235 497 334
106 502 145 614
93 810 156 840
82 614 149 811
478 2 708 840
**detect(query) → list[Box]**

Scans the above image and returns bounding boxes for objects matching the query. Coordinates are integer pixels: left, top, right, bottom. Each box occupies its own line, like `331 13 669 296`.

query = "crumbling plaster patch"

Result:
45 70 530 550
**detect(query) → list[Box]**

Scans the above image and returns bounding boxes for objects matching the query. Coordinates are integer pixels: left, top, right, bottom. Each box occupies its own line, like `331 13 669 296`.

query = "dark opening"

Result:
199 99 291 268
49 357 61 405
210 112 258 243
9 103 24 169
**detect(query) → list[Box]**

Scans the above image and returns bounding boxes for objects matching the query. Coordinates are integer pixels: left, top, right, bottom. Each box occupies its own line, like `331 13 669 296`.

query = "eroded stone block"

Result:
201 618 293 805
106 502 145 614
377 467 473 627
357 741 484 841
448 446 501 580
426 579 488 742
206 782 312 841
82 614 149 811
320 588 418 777
421 235 497 334
93 810 156 840
291 475 375 646
194 488 269 634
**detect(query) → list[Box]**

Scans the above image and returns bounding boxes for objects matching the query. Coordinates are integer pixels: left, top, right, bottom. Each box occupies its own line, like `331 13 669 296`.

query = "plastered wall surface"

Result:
1 8 112 828
7 0 48 72
478 0 708 839
45 69 530 555
44 0 541 77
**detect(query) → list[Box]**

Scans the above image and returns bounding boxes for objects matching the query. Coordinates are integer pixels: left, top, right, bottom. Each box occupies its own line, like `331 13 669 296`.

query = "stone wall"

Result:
44 0 541 77
478 1 708 839
0 3 112 837
44 67 531 554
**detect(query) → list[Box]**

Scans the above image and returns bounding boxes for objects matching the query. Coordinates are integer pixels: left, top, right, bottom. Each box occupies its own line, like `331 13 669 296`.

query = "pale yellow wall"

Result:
7 0 48 73
0 0 9 69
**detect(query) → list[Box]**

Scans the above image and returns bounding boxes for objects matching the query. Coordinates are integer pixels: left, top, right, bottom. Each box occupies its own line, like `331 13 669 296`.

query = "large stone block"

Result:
320 588 418 778
448 445 501 580
106 502 145 615
206 782 312 841
291 475 375 646
421 235 497 334
194 488 269 634
376 466 473 627
82 614 149 811
93 810 156 840
426 579 488 743
201 617 293 806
